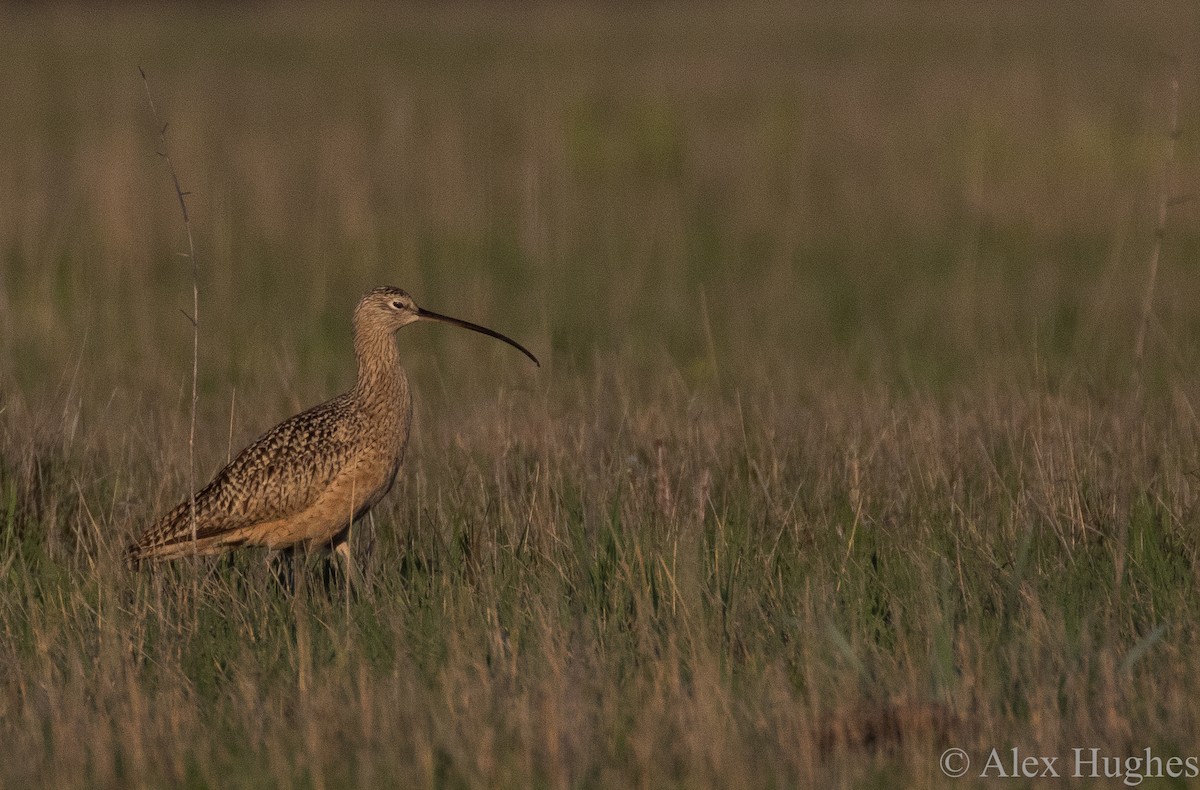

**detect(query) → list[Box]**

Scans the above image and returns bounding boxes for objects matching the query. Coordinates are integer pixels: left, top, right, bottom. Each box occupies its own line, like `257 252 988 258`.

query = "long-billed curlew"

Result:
128 286 538 579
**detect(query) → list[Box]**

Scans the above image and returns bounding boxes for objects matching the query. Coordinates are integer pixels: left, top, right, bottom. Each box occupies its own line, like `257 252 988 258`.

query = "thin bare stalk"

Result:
227 386 236 464
1134 68 1180 372
140 67 200 549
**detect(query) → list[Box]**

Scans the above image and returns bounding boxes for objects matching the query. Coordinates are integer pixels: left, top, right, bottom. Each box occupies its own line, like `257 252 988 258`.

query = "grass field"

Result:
4 2 1200 787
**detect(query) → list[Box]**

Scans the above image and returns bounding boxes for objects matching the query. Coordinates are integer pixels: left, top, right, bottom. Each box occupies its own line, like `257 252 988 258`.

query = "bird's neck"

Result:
351 328 409 415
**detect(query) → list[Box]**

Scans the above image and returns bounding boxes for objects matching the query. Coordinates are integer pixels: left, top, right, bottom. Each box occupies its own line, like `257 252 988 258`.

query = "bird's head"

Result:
354 285 540 366
356 286 423 331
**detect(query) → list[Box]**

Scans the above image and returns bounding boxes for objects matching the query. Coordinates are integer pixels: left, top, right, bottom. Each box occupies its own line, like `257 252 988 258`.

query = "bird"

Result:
127 286 539 582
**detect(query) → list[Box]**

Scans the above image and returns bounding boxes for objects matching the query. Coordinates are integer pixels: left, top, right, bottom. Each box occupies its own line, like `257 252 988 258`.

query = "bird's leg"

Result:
292 545 308 601
333 533 364 592
366 512 378 564
266 545 302 593
265 547 281 586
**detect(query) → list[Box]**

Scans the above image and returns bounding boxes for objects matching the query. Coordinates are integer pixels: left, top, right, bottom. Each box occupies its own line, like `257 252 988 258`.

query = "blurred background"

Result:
4 1 1199 419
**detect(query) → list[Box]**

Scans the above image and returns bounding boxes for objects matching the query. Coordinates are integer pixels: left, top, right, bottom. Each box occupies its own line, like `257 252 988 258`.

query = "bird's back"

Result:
128 392 395 561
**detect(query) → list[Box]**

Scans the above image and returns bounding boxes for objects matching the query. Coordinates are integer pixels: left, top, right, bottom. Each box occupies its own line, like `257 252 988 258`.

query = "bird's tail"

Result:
127 497 210 565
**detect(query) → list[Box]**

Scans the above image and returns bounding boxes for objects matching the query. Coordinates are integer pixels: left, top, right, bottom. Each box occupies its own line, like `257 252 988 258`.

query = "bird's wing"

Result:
133 397 359 552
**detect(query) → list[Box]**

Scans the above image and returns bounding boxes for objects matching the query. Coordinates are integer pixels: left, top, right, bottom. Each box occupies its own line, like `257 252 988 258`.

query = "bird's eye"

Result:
391 301 404 310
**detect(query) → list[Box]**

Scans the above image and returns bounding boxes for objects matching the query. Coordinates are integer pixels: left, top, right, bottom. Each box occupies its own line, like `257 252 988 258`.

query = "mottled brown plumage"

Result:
128 286 538 570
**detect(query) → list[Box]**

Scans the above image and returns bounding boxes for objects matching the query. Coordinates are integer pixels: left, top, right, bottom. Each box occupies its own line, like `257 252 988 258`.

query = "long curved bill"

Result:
417 307 540 367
